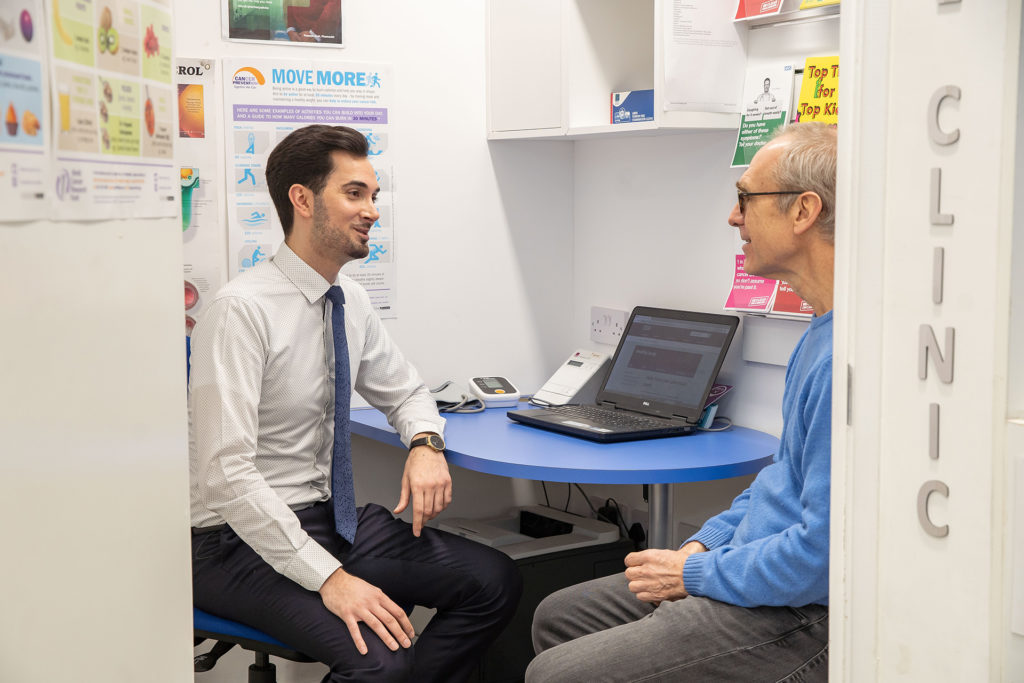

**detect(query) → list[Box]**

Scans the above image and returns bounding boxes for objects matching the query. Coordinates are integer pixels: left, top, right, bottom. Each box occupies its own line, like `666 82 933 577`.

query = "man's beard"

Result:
313 196 370 261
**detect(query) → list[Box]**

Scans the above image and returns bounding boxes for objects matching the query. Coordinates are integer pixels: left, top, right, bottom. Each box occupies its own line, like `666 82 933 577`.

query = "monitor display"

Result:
602 314 733 410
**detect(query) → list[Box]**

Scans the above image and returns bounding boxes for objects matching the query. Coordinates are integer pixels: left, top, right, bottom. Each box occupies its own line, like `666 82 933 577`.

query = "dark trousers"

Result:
192 502 522 682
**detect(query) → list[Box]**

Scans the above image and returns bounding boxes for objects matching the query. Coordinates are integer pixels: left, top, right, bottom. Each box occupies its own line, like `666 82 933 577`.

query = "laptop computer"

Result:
507 307 739 442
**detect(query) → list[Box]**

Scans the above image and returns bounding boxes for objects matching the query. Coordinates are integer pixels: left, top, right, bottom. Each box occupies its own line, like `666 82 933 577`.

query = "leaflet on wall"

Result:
770 280 813 317
724 255 814 317
222 0 342 48
734 0 782 22
176 58 227 338
663 0 746 113
222 58 396 317
724 254 775 312
0 0 50 222
731 64 793 167
796 55 839 124
46 0 177 220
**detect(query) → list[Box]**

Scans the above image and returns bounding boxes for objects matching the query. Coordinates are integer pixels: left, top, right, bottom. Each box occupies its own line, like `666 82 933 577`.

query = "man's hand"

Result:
393 437 452 536
319 567 414 655
624 541 707 604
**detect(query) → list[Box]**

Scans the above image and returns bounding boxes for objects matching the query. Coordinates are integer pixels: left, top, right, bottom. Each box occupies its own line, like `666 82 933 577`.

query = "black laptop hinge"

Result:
600 401 618 410
672 414 696 424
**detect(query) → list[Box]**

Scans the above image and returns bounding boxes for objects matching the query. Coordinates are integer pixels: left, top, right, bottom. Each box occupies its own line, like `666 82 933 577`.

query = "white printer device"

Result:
439 505 620 560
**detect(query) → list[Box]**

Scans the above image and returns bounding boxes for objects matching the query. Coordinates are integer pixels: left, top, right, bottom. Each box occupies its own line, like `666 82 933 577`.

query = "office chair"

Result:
193 606 315 681
188 336 316 681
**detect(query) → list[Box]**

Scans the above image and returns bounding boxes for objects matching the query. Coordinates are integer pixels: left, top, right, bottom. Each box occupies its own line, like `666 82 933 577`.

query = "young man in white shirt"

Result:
189 124 521 682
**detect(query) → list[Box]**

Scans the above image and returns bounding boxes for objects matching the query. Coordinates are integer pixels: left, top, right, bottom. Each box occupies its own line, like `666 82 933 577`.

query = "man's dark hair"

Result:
265 125 369 236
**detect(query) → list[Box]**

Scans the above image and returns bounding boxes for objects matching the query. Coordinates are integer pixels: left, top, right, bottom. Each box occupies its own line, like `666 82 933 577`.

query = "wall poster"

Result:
176 57 227 338
663 0 746 113
731 63 793 167
47 0 177 219
222 57 396 317
0 0 50 221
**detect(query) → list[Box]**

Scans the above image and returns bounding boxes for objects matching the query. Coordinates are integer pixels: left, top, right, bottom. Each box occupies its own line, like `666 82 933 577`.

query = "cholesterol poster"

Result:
176 57 227 338
731 63 793 167
222 58 397 317
0 0 50 222
222 0 342 47
47 0 177 219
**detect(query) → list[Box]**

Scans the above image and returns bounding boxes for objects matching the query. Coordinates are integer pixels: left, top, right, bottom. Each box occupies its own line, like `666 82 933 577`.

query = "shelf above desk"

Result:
351 406 778 485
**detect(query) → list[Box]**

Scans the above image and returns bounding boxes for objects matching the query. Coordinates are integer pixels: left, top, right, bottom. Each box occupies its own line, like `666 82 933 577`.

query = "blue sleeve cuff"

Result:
689 524 734 551
683 551 710 597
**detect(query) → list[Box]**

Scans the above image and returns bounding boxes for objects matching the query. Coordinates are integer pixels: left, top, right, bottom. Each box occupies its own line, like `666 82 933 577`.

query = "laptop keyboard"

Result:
550 404 680 431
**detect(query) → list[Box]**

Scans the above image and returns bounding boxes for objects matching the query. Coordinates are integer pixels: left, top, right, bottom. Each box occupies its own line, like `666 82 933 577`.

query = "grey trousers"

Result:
527 573 828 683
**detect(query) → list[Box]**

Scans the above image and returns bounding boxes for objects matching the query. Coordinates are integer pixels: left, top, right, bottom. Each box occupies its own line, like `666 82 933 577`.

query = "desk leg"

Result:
648 483 673 549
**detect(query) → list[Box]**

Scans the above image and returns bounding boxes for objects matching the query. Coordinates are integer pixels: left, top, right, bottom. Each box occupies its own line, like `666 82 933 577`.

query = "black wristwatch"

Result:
410 433 446 452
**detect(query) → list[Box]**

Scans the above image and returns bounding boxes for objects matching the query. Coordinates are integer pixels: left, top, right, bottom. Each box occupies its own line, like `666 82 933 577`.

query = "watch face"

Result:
427 434 445 450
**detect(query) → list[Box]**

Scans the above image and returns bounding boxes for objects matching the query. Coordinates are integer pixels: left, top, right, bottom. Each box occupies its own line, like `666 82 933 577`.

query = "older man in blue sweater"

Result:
527 122 836 682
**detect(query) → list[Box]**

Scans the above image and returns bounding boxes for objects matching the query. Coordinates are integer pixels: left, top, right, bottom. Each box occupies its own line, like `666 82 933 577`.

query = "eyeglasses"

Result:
736 190 804 214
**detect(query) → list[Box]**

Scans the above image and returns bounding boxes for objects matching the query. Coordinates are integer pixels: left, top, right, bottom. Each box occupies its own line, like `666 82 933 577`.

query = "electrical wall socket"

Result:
590 306 628 345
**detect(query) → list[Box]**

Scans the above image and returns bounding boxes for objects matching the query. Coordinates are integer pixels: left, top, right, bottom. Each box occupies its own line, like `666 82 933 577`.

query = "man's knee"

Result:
530 588 561 652
524 647 555 683
324 642 414 683
525 642 585 683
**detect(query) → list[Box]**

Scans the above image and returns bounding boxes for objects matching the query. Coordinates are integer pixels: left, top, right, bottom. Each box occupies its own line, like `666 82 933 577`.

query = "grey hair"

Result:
770 123 837 243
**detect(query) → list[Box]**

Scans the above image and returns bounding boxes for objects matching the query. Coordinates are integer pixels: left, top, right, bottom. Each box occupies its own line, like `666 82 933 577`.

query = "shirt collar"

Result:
272 243 336 304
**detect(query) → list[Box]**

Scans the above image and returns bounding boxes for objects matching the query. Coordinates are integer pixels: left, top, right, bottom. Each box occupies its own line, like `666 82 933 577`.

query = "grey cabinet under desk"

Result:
470 538 635 683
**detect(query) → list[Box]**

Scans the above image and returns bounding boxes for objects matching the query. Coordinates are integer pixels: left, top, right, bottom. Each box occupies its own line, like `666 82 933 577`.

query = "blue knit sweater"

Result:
682 311 833 607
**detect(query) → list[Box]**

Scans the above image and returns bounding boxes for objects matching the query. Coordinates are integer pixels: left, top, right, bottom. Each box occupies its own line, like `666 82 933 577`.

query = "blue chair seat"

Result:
194 607 314 660
194 606 314 681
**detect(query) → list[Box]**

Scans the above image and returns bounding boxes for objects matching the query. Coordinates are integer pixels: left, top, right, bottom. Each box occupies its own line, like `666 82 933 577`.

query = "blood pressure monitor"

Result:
468 376 521 408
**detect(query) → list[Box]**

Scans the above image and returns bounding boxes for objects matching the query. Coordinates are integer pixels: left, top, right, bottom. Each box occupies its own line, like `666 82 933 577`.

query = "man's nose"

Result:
728 203 743 228
362 200 380 222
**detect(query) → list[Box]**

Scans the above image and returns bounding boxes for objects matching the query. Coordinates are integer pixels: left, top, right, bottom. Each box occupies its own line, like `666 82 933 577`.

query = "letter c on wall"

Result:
928 85 961 146
917 480 950 538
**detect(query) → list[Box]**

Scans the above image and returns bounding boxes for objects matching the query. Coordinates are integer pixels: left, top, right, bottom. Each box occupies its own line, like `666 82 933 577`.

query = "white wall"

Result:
0 216 194 682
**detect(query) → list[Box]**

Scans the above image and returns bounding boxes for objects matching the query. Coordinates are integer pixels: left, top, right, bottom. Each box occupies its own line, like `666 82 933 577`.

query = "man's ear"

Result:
792 191 824 237
289 184 314 220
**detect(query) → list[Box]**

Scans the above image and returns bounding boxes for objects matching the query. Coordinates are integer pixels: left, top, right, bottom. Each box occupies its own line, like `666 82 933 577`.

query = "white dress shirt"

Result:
189 243 445 591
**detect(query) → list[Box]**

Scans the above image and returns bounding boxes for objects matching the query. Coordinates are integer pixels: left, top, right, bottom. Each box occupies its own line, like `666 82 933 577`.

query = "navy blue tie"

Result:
325 286 357 543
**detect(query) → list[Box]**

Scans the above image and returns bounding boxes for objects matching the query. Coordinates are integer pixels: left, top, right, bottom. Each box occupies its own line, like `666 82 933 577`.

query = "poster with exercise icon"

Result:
0 0 51 222
222 57 398 317
47 0 176 219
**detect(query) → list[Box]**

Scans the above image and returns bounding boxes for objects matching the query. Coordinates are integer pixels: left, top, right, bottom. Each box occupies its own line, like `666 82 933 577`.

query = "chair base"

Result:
249 651 277 683
194 640 236 672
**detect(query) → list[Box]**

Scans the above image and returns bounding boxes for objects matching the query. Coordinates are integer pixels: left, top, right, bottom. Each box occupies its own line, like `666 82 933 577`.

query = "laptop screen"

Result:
598 308 738 419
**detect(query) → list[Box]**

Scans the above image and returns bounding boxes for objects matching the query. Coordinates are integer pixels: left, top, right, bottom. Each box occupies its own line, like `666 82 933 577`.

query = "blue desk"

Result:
351 407 779 548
